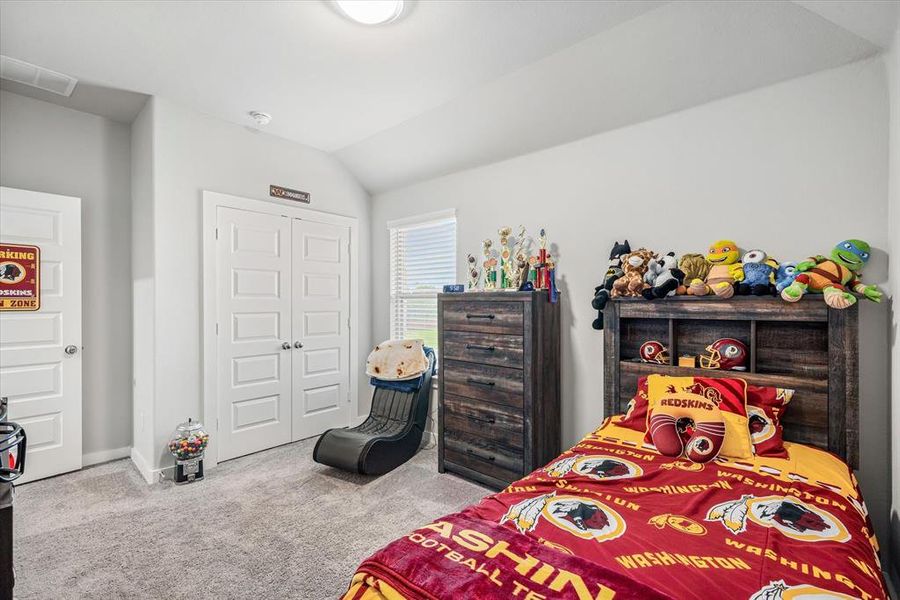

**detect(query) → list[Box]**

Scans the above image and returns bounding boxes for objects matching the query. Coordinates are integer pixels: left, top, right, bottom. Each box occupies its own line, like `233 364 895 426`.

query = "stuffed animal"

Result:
690 240 743 299
774 262 798 293
736 249 777 296
676 254 711 295
642 252 686 299
611 248 656 298
781 239 882 309
591 240 631 330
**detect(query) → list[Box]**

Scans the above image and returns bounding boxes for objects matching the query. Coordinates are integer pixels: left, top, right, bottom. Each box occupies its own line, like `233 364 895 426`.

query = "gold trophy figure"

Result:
506 225 528 290
498 226 512 289
466 253 480 290
482 239 498 290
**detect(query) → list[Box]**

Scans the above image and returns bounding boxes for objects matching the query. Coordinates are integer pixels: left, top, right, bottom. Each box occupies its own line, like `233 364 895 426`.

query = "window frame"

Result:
387 209 457 350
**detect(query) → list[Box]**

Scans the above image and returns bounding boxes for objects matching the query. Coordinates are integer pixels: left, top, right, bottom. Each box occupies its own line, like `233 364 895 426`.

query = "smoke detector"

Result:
0 55 78 97
248 111 272 126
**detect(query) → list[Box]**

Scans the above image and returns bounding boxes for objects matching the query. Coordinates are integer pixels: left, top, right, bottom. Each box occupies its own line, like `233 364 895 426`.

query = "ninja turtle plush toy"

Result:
736 249 777 296
780 239 882 309
591 240 631 330
690 240 743 299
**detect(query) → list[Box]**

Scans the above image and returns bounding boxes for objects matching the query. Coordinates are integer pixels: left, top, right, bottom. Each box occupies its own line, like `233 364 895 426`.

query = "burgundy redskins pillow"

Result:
746 385 794 458
614 376 649 432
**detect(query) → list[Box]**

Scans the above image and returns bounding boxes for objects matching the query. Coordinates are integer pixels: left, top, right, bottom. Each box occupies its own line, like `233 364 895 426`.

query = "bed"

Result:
341 297 888 600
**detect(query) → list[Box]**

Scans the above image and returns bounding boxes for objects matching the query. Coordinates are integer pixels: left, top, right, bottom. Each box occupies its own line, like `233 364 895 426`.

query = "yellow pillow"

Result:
645 374 753 461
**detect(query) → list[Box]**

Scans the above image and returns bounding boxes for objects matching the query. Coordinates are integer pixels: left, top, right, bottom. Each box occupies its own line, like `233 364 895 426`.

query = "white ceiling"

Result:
0 0 896 193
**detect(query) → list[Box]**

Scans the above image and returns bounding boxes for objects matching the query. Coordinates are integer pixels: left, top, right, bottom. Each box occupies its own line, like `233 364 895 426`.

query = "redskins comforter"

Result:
342 421 887 600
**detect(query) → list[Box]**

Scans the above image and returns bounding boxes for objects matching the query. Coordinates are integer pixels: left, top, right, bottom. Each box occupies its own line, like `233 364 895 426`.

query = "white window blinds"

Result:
389 212 457 350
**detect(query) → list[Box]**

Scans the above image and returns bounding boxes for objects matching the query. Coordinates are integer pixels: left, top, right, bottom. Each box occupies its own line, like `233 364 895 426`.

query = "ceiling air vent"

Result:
0 55 77 97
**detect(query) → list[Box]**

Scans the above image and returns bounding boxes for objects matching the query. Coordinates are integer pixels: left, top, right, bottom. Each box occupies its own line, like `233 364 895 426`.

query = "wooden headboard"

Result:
602 296 859 468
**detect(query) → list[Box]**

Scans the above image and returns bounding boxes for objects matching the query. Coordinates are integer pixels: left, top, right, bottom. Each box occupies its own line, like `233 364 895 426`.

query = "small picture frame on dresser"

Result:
437 290 561 489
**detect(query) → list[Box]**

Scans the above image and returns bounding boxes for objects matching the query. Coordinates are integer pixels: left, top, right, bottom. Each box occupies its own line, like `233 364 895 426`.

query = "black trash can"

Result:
0 396 26 600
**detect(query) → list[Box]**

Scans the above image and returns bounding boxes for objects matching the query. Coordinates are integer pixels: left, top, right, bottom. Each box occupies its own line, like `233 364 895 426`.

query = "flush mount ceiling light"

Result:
249 111 272 126
333 0 405 25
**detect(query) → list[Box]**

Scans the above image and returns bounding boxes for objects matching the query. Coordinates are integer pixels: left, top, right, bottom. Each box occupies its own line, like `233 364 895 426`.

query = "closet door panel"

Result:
291 219 351 441
216 207 292 461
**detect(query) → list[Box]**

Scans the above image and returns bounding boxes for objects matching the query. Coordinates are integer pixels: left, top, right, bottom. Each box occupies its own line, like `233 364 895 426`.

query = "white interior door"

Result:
216 207 292 461
291 219 350 441
0 186 82 483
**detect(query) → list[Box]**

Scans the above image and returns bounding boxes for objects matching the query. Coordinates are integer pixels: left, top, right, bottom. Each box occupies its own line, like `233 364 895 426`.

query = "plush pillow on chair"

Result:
613 376 649 432
746 385 794 458
644 375 753 462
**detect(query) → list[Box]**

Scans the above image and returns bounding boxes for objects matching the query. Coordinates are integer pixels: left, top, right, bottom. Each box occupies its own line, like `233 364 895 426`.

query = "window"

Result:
389 210 456 350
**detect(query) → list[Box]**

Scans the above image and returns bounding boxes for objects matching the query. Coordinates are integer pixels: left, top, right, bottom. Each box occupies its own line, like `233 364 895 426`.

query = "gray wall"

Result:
886 15 900 588
372 58 892 552
137 97 372 473
0 90 134 461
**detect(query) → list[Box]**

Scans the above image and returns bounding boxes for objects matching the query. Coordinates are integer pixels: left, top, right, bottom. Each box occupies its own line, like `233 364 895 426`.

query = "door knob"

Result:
65 345 79 355
294 341 303 349
281 342 291 350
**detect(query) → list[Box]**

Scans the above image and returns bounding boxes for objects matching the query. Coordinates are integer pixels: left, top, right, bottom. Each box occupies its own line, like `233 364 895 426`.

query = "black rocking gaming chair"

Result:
313 351 435 476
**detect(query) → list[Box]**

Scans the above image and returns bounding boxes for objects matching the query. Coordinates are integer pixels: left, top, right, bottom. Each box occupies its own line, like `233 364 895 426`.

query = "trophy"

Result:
536 228 549 289
482 239 498 290
466 253 480 290
505 225 529 290
497 226 512 289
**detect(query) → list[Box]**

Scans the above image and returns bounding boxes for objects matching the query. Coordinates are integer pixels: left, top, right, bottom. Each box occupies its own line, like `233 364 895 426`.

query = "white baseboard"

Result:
83 446 131 467
130 447 159 484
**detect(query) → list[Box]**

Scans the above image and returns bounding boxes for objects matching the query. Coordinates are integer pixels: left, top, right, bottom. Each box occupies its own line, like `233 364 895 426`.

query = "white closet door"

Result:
291 219 350 441
0 186 82 483
216 207 292 461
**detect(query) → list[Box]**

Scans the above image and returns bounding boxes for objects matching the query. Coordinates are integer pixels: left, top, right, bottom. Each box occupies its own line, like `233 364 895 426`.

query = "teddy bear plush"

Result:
676 253 711 295
611 248 656 298
642 252 686 299
690 240 743 299
591 240 631 330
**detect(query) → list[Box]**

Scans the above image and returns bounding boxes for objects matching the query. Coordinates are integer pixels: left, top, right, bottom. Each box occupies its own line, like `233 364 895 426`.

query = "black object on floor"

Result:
313 353 434 475
0 396 26 600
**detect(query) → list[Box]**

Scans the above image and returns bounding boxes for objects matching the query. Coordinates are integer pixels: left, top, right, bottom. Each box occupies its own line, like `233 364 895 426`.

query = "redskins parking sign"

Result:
0 243 40 311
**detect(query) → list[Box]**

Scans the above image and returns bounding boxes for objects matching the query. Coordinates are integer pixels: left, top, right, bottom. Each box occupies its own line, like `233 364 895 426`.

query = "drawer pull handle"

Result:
466 448 496 462
466 313 495 320
467 415 496 425
465 344 495 352
467 378 495 387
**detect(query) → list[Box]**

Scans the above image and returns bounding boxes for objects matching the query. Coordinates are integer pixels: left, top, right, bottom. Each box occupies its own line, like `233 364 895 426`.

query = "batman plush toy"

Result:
591 240 631 330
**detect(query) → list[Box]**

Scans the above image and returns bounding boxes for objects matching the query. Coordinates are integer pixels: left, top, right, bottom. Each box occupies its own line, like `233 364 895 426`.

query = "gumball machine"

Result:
167 418 209 484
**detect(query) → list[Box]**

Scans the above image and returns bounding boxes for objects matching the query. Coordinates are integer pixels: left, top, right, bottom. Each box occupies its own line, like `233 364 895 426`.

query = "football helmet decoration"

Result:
639 340 669 364
699 338 748 371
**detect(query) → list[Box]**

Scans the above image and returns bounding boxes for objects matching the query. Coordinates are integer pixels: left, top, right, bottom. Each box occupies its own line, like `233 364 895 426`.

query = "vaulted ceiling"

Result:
1 1 896 193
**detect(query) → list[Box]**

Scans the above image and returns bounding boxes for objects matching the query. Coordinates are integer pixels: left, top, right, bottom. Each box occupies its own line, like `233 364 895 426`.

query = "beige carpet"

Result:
13 438 489 599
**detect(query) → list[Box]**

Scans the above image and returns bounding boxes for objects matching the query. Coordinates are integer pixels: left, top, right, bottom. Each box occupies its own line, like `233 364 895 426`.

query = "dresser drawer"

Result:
443 394 523 451
442 331 524 369
443 431 523 483
442 360 523 408
442 301 523 335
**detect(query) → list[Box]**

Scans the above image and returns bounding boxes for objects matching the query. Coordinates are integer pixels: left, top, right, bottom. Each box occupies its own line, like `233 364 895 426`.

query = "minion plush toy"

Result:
691 240 743 299
780 239 882 309
737 249 777 296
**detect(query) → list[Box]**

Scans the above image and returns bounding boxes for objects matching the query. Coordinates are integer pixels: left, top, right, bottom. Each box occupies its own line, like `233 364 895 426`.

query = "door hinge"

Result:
215 227 219 240
215 322 219 335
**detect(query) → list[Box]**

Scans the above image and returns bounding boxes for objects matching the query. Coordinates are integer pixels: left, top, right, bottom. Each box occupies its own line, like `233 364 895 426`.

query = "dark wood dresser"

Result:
437 291 561 488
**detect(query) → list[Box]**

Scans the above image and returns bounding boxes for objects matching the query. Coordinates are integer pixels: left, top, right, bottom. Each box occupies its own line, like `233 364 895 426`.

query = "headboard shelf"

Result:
603 296 858 468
